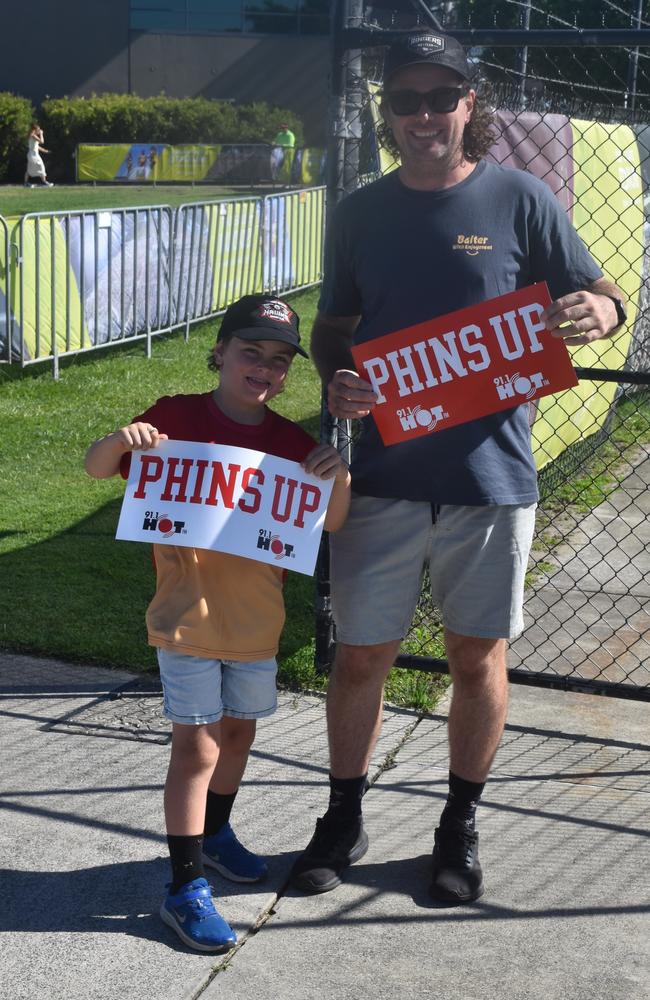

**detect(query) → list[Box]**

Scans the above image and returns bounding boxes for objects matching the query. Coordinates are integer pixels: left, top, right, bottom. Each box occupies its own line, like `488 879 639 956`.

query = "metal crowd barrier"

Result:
11 205 174 378
173 196 263 341
262 187 326 295
0 186 325 377
0 215 10 364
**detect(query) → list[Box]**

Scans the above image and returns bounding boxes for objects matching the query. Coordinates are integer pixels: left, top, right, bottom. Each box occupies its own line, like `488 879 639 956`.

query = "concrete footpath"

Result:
1 652 649 1000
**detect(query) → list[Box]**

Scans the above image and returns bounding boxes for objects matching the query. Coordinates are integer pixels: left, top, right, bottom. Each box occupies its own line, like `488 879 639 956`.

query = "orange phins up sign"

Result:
350 283 578 446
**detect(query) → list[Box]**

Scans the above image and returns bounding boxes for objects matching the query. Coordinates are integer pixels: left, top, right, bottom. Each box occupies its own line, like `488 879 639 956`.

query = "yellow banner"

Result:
77 143 220 182
532 120 643 469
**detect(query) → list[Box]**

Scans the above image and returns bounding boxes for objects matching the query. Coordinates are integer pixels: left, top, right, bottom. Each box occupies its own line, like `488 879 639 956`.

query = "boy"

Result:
85 293 351 952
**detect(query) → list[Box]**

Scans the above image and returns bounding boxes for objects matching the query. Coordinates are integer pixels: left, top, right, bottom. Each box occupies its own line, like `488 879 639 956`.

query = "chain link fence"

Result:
316 2 650 701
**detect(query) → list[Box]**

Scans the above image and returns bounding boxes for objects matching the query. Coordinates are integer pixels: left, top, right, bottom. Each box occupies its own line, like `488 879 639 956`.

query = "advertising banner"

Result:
77 143 325 185
77 144 220 182
116 440 333 576
351 283 578 447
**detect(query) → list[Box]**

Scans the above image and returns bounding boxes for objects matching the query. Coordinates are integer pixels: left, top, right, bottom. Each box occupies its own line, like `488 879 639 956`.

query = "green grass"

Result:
0 284 445 712
0 183 258 218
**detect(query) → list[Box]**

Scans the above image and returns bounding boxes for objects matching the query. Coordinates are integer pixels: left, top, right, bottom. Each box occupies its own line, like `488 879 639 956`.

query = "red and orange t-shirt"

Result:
121 392 315 661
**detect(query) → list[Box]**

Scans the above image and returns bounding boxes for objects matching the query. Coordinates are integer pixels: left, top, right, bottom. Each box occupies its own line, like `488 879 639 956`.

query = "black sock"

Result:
440 771 485 829
167 834 205 894
204 789 237 838
325 773 368 824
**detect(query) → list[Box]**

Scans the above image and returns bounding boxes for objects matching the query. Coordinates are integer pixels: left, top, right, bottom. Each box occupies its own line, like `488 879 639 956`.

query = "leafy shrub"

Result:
0 93 36 182
39 95 304 181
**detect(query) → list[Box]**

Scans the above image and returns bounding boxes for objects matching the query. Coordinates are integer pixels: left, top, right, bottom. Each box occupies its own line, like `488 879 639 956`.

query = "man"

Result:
273 123 296 149
289 30 627 903
270 123 296 182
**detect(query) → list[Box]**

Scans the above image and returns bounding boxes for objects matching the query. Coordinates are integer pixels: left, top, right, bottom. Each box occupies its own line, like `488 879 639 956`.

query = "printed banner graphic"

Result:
76 143 326 185
351 283 578 446
116 440 333 576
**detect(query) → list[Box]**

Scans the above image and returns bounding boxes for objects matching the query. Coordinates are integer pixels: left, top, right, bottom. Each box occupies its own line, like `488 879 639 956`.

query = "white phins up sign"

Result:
116 440 333 576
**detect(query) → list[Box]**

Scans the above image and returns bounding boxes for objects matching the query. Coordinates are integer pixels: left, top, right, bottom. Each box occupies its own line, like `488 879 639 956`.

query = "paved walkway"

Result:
511 447 650 690
2 652 649 1000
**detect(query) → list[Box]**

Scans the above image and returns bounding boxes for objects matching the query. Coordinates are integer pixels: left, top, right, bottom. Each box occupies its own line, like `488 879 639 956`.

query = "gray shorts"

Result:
330 496 536 644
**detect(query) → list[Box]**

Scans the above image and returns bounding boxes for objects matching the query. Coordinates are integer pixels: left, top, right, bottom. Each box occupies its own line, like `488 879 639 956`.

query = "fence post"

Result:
261 194 270 293
315 394 337 673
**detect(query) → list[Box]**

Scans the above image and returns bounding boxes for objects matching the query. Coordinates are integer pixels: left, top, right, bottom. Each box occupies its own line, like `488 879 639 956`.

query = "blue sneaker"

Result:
203 823 268 883
160 877 237 952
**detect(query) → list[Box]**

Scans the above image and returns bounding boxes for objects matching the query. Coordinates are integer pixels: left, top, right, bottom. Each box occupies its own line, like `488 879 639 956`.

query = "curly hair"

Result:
376 92 497 165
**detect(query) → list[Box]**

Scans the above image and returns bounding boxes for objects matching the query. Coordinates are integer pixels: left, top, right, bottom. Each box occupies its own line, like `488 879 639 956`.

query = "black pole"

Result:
344 0 364 194
516 0 532 109
314 393 337 673
626 0 645 109
327 0 349 215
316 0 365 673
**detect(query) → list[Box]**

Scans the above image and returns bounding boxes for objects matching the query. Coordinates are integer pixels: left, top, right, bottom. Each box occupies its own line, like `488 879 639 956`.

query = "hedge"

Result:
0 94 37 182
38 94 304 182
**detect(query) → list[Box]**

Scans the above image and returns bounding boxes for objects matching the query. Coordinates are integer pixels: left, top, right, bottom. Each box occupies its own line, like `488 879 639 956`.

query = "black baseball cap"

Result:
218 293 308 358
383 31 472 84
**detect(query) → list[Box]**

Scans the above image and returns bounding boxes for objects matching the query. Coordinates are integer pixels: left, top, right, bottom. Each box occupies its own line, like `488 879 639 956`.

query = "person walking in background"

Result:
289 30 627 905
85 294 351 952
24 123 53 187
273 123 296 149
270 123 296 183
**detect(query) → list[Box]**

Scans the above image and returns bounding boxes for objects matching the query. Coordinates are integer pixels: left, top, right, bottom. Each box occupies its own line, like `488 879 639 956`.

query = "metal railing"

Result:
0 216 11 365
262 187 326 295
173 196 263 341
0 186 325 377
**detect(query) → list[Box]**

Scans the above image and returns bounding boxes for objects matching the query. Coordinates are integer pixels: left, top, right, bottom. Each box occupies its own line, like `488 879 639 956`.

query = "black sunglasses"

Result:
383 86 467 117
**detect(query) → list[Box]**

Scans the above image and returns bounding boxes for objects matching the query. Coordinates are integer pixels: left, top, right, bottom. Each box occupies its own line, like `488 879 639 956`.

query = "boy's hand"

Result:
116 422 168 451
302 443 350 482
85 421 168 480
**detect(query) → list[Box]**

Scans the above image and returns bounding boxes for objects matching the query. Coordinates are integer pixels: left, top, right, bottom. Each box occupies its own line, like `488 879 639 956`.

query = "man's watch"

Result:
605 295 627 331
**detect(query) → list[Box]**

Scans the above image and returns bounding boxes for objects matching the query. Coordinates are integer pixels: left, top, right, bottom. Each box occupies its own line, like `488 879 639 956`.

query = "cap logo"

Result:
406 34 444 55
257 300 294 326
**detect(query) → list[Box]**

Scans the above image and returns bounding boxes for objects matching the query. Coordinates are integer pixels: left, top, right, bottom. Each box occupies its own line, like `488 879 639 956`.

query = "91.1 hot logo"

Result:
142 511 186 537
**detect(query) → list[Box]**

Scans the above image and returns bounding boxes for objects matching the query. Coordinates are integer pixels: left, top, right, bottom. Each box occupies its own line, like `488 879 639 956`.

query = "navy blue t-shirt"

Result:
318 160 602 504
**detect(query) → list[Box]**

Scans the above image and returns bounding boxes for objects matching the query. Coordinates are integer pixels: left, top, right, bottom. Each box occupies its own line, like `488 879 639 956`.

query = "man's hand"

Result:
542 291 620 346
327 369 378 419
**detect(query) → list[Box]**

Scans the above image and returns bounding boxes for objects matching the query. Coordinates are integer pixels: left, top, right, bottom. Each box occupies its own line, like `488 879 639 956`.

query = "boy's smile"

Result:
212 336 296 424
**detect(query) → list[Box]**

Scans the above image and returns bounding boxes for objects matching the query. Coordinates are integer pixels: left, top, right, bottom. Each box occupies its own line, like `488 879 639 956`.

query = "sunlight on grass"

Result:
0 183 252 217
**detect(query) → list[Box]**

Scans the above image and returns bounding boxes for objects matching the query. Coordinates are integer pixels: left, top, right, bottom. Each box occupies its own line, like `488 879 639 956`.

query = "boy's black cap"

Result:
383 31 471 83
218 293 308 358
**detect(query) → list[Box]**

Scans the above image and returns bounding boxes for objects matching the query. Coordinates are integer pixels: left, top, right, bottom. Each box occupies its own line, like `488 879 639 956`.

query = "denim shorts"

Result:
330 496 536 644
156 648 278 725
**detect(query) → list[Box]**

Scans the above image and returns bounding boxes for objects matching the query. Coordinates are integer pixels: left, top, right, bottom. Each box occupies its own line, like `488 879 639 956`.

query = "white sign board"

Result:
116 439 333 576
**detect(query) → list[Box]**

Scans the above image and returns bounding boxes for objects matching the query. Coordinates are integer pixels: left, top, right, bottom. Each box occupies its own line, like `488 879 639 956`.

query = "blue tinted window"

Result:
133 0 185 8
244 0 299 10
244 13 298 32
190 0 240 10
130 0 329 33
131 10 188 29
190 10 244 29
